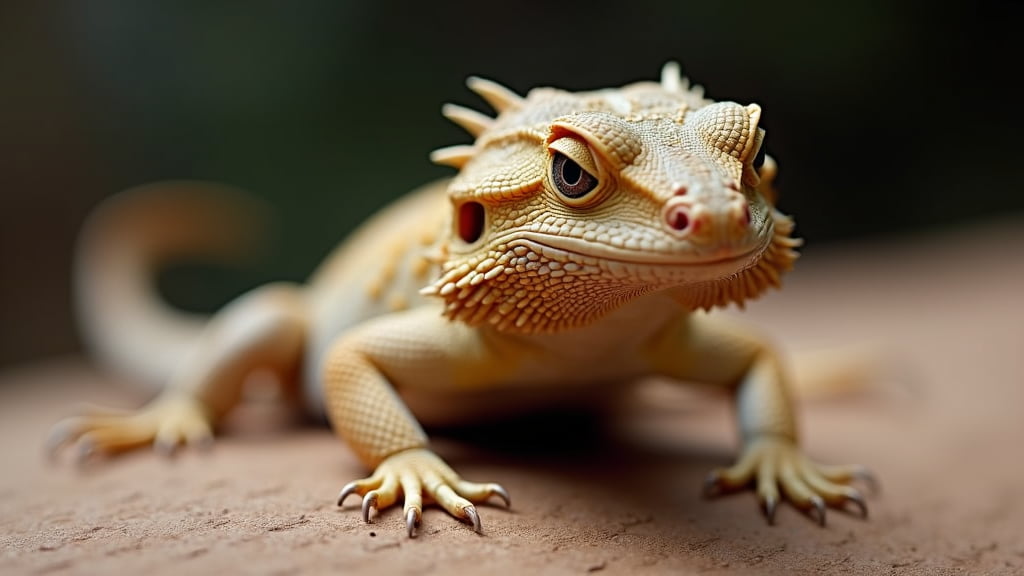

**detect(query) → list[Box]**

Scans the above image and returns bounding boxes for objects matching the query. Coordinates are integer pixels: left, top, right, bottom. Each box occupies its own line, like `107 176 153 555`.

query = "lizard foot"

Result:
704 435 872 526
46 395 213 462
337 448 509 537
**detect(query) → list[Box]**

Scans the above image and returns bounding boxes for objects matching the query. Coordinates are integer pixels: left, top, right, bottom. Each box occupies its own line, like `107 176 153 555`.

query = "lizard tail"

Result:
75 181 270 392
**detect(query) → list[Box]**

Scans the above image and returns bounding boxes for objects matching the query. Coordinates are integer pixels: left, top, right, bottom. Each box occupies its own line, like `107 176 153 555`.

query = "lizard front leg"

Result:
649 312 871 525
323 307 509 537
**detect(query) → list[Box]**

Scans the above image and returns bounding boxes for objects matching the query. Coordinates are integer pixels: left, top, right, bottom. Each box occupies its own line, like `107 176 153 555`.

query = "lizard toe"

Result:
453 479 511 508
703 439 760 496
51 416 155 462
46 396 214 461
707 436 871 526
337 472 383 507
338 448 506 537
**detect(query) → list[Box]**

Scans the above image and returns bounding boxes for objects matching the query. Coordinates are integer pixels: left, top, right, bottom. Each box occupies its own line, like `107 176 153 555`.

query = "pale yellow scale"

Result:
49 63 870 538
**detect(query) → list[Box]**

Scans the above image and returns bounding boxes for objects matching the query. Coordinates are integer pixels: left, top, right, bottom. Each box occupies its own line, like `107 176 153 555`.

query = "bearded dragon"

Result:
48 62 870 536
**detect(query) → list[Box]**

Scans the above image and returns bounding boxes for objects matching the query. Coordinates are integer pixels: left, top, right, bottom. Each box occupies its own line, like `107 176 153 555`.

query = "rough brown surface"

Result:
2 218 1023 575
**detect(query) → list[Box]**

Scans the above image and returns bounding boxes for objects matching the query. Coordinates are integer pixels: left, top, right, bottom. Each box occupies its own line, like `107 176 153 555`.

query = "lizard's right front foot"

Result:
337 448 510 537
47 395 214 461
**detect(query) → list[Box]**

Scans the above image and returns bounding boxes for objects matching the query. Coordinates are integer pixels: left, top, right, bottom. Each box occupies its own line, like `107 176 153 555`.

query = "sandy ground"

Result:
2 218 1023 575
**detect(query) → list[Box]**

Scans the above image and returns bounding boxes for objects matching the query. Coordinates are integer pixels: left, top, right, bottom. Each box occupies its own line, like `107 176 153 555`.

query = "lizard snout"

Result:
662 192 751 246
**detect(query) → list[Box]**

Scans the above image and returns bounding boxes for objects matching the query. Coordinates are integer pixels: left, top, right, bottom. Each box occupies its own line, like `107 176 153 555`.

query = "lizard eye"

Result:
551 152 598 199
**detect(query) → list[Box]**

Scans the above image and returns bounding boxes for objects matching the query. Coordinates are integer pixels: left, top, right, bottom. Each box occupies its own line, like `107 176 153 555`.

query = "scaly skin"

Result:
48 62 871 536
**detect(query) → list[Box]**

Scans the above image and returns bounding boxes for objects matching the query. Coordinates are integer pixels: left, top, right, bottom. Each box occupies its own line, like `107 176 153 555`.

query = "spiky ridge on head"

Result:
422 62 800 333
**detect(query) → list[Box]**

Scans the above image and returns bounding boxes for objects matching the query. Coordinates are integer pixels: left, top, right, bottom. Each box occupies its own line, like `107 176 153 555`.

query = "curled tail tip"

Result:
75 180 273 387
82 180 274 256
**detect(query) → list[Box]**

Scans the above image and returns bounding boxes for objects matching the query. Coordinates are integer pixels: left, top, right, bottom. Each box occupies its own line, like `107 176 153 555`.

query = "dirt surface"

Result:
2 218 1023 575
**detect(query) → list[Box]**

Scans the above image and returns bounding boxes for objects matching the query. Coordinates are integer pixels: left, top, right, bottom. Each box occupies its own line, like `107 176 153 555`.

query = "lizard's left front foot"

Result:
337 448 510 537
704 435 873 526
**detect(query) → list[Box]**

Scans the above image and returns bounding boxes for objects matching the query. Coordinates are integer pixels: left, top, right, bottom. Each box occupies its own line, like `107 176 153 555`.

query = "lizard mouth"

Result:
513 229 771 269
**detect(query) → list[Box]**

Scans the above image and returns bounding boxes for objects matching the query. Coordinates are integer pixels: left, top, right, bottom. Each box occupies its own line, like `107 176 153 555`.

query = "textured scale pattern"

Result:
323 344 428 466
52 63 871 536
427 241 646 332
554 113 643 169
423 68 798 332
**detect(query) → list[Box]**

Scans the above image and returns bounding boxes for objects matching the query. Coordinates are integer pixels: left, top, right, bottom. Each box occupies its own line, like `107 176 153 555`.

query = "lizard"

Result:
47 62 871 537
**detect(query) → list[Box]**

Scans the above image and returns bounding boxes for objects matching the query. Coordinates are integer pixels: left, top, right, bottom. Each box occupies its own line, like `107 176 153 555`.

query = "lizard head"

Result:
422 62 801 333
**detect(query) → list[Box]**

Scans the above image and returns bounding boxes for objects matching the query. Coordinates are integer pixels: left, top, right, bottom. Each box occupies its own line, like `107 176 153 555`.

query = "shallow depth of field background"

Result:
1 1 1020 371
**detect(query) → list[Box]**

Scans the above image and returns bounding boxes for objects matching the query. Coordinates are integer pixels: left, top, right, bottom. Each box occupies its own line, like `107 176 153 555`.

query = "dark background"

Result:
1 1 1020 370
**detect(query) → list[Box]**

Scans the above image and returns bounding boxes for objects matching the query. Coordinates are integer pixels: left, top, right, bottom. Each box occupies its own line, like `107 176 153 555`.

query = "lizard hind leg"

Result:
48 282 309 461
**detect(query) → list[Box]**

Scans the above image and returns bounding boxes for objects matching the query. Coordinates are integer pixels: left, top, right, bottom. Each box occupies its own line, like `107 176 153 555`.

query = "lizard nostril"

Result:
665 204 690 233
671 211 689 231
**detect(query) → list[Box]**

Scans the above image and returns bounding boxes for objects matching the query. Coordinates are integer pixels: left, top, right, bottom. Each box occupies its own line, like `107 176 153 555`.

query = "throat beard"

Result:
674 209 801 310
423 209 800 332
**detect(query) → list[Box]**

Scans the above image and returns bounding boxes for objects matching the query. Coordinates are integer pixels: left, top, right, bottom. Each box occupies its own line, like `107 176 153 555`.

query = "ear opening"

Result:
456 201 486 244
741 127 767 188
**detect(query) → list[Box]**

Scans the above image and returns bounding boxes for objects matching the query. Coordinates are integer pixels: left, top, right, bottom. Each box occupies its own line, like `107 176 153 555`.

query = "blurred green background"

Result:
1 1 1020 369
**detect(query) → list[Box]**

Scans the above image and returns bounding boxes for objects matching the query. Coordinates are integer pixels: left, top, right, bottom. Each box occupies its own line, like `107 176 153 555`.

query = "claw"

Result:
338 449 504 535
762 495 778 525
810 496 826 527
845 489 868 519
192 434 214 452
361 492 378 523
45 422 75 459
337 481 359 507
491 484 511 508
464 505 482 533
154 438 178 458
854 466 880 495
406 508 419 538
74 439 95 465
703 470 722 497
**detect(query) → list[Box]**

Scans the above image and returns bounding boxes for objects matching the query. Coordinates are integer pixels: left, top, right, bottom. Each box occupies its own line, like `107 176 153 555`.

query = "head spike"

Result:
441 103 493 138
661 61 683 92
429 144 475 168
466 76 524 113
